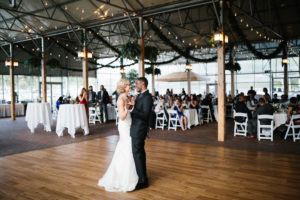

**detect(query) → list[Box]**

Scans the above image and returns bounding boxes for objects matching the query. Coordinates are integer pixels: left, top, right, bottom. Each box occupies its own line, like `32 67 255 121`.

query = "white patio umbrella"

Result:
156 71 209 95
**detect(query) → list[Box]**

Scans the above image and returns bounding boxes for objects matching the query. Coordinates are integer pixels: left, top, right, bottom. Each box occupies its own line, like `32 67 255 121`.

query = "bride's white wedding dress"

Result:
98 107 138 192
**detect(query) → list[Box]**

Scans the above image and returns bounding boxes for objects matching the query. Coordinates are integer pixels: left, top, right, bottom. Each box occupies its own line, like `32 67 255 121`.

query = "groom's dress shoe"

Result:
134 183 149 191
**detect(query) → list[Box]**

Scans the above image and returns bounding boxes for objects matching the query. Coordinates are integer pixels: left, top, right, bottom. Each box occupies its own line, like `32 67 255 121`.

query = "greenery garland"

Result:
145 18 217 63
226 1 284 59
145 66 161 75
225 62 241 71
121 41 141 60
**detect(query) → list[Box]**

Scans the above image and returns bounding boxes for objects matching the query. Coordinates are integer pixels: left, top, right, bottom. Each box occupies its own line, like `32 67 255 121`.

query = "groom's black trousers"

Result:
132 137 148 184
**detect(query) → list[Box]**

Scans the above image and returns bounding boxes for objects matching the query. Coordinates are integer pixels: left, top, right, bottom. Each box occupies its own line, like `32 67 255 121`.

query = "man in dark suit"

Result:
88 86 97 107
97 85 109 123
128 77 153 190
201 93 216 121
247 98 274 138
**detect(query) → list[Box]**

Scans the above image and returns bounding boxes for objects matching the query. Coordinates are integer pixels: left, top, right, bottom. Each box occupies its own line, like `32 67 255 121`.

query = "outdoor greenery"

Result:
125 69 138 90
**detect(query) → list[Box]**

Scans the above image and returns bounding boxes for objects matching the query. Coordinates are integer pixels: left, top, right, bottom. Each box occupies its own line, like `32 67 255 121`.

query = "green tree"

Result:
125 69 138 90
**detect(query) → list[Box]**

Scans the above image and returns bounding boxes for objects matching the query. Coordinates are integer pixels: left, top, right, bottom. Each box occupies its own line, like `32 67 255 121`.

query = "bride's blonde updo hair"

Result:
117 79 130 94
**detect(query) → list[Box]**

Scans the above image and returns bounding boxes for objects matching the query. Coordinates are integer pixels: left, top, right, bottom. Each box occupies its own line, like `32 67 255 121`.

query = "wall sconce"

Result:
282 58 289 64
5 60 18 67
77 51 92 58
185 60 192 71
214 32 229 43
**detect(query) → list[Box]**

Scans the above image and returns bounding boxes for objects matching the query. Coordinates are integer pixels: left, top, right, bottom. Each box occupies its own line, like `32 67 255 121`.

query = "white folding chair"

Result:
89 107 96 124
284 114 300 142
115 108 119 126
198 108 204 125
167 110 181 131
95 107 101 123
201 105 212 123
155 110 167 130
234 112 248 137
257 115 274 141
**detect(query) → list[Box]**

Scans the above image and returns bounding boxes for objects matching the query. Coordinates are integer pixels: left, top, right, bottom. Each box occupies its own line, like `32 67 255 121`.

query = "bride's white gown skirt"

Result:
98 114 138 192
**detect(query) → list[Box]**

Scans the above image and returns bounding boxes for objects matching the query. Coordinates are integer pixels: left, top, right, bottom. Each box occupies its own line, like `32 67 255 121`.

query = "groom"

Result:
128 77 153 190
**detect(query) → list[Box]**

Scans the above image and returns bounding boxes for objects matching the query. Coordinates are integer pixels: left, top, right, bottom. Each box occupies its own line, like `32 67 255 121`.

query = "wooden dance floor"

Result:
0 135 299 200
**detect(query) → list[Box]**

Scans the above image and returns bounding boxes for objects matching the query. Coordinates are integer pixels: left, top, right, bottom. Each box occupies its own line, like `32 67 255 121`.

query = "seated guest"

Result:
74 97 80 104
286 97 300 125
297 94 300 105
234 95 252 123
227 94 234 103
234 92 244 104
181 88 186 96
154 98 169 122
190 95 198 109
56 96 63 110
182 95 190 107
196 94 202 107
272 93 280 104
172 99 187 131
63 96 71 104
246 93 257 110
280 94 289 105
247 98 274 138
201 93 216 121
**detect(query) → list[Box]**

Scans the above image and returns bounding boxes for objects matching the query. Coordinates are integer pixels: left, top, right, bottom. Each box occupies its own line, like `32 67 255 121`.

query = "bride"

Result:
98 79 138 192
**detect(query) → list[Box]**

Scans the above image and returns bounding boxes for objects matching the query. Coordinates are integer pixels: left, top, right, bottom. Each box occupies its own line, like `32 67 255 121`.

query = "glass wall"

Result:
0 57 299 102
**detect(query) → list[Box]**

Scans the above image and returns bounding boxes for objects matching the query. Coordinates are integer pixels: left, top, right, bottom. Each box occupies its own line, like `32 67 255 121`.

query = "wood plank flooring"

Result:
0 136 299 200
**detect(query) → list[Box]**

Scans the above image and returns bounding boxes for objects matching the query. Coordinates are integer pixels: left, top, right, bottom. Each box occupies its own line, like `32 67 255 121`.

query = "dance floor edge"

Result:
0 135 299 200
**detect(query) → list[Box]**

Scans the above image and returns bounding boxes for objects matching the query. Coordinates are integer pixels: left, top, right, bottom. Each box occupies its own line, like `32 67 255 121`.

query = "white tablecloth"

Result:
56 104 89 138
25 103 51 133
0 104 24 117
183 109 199 129
274 113 287 129
213 105 218 122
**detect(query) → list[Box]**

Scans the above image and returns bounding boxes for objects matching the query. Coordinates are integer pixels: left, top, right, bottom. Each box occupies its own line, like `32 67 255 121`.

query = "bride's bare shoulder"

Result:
117 94 126 105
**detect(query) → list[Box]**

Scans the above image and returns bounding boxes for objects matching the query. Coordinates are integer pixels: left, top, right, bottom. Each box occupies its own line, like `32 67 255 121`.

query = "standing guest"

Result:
247 86 256 97
78 88 88 114
56 96 63 110
247 98 274 138
263 88 271 103
272 93 280 104
97 85 109 123
181 88 186 96
88 85 97 106
166 89 170 96
172 99 187 131
286 97 300 124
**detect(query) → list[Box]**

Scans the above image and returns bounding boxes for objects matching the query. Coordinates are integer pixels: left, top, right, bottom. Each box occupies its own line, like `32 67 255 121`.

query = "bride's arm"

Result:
117 98 128 121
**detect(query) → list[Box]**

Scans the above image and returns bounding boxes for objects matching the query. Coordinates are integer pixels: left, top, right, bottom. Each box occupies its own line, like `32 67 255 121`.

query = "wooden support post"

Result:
82 45 89 90
217 0 225 142
151 65 155 95
41 37 47 102
187 70 191 96
217 45 226 142
283 62 288 95
9 44 15 120
138 17 145 77
231 70 234 97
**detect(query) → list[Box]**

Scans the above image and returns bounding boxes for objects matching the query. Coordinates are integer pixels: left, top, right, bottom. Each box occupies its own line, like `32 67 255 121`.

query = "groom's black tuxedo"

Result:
130 90 153 186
